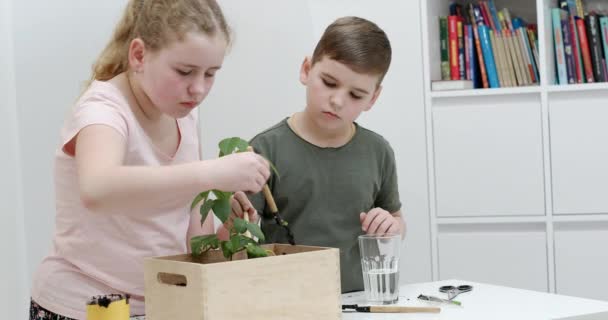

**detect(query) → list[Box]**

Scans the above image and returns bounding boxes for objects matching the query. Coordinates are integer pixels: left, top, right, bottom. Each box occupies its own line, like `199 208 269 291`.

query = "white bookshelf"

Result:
421 0 608 301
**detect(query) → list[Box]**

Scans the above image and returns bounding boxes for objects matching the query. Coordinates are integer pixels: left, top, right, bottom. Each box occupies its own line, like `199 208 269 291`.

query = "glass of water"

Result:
358 233 401 304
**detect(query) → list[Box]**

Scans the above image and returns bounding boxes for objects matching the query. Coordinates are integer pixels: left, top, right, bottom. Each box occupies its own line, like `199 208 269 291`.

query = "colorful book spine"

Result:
600 16 608 81
457 19 466 80
488 0 502 32
469 4 489 88
465 24 471 80
527 28 541 83
440 17 450 80
448 15 460 80
480 1 495 31
576 16 595 83
490 30 505 87
586 14 606 82
559 10 576 84
575 0 584 18
567 0 584 83
478 24 500 88
466 25 479 87
552 8 568 85
498 11 523 86
513 18 539 83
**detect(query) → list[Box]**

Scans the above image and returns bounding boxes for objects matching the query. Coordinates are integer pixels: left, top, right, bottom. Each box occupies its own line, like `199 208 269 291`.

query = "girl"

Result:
29 0 268 319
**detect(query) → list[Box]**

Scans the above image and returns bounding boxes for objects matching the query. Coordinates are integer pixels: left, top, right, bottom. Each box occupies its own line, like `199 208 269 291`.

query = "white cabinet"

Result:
550 91 608 214
433 95 545 217
554 222 608 301
438 224 548 292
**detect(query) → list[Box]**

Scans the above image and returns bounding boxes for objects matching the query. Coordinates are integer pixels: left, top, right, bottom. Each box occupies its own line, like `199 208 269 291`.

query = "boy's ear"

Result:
299 56 312 85
364 85 383 111
128 38 146 73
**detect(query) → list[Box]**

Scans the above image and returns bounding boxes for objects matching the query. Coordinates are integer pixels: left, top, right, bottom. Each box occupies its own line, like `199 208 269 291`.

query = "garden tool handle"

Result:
262 185 279 213
246 146 278 213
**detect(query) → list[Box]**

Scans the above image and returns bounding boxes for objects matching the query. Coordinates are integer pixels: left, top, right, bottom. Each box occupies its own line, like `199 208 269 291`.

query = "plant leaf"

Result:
199 199 215 225
233 218 248 234
246 222 265 241
246 243 268 258
231 236 242 252
221 240 234 259
212 197 231 223
191 234 219 256
191 191 210 211
260 155 280 179
213 190 232 200
218 137 249 157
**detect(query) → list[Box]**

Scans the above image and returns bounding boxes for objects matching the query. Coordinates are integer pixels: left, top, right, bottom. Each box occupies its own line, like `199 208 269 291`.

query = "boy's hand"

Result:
226 191 259 227
360 208 401 235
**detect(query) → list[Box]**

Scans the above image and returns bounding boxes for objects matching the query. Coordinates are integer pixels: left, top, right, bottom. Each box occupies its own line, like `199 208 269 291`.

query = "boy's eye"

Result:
350 92 362 100
204 72 216 78
322 78 336 87
176 69 192 76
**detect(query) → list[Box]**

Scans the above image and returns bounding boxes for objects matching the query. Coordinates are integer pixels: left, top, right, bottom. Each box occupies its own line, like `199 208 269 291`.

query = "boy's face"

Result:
130 31 226 119
300 56 382 131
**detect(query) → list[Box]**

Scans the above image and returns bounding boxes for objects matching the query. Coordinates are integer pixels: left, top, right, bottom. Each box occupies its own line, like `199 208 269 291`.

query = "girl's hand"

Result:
207 152 270 193
359 208 401 235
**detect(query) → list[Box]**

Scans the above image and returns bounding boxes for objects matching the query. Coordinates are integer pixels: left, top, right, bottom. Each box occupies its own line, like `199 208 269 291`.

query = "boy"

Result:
235 16 405 293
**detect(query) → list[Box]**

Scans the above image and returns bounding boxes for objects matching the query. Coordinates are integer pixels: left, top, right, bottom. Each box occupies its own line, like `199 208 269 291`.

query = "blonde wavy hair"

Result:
88 0 230 86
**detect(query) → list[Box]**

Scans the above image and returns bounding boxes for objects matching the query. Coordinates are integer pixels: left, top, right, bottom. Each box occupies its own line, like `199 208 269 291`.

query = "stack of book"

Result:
433 0 540 91
552 0 608 85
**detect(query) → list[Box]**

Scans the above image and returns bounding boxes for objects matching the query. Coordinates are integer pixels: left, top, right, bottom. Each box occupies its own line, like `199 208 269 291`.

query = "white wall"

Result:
203 0 431 284
8 0 431 306
12 0 125 280
1 0 28 317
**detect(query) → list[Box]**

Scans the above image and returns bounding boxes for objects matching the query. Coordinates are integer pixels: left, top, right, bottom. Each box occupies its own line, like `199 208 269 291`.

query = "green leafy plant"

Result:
189 137 272 260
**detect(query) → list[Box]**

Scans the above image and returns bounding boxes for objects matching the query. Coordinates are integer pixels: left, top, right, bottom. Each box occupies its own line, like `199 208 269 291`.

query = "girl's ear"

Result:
128 38 146 72
299 56 312 85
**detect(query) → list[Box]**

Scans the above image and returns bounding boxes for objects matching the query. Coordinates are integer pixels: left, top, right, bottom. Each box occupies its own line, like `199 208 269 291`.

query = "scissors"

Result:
439 284 473 300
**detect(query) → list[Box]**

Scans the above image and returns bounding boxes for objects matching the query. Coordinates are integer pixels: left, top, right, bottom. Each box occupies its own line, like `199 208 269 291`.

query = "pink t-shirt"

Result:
31 80 201 319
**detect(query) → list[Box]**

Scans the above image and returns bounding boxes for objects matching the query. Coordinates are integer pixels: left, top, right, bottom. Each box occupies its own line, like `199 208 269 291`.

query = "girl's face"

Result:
137 31 227 119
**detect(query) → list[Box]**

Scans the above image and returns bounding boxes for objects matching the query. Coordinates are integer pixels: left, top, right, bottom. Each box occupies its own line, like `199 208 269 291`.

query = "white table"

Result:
341 280 608 320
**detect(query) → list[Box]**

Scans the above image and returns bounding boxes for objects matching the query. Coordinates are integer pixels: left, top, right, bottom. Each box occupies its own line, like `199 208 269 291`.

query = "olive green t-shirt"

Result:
249 118 402 293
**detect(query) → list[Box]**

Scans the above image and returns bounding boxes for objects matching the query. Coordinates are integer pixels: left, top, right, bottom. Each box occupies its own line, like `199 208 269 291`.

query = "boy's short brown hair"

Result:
311 16 392 85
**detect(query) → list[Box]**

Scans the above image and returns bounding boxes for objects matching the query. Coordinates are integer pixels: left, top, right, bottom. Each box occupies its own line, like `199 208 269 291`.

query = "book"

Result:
585 13 606 82
431 80 474 91
489 29 505 87
558 10 576 84
499 11 523 86
567 0 584 83
600 16 608 81
576 16 595 82
553 8 568 84
575 0 584 18
457 19 466 80
478 24 500 88
470 3 490 88
448 15 460 80
440 17 450 80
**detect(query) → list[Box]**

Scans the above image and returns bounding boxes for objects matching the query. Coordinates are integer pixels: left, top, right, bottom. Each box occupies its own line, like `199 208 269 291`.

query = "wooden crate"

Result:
144 244 342 320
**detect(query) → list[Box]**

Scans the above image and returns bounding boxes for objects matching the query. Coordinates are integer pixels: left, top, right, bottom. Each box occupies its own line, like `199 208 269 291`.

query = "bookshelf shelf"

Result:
421 0 608 302
553 214 608 222
546 82 608 92
437 216 547 225
430 85 541 98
